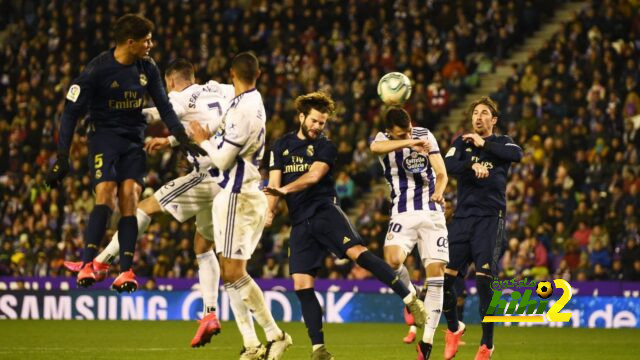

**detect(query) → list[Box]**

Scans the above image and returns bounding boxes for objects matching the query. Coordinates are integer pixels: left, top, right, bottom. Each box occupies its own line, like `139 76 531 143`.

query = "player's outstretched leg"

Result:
111 180 142 293
417 262 446 360
475 274 494 359
65 208 151 282
224 281 264 359
293 273 334 359
229 274 292 360
443 272 465 360
191 233 222 348
78 182 116 288
349 246 427 327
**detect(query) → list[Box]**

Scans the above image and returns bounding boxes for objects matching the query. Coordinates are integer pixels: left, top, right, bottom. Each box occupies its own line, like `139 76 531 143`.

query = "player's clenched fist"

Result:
471 162 489 179
411 139 431 154
46 154 70 188
144 137 171 153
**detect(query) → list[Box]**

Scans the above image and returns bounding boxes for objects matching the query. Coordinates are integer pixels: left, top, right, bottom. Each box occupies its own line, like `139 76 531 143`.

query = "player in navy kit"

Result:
441 97 523 360
45 14 204 293
265 92 427 360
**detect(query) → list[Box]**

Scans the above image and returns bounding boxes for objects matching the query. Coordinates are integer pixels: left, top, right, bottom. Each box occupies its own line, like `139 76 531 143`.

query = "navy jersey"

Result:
444 134 523 218
58 49 183 154
269 132 338 224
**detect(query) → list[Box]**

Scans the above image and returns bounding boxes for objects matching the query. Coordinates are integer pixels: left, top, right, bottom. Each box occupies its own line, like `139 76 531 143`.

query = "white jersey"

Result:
374 127 443 215
167 80 235 131
207 88 266 193
145 80 235 169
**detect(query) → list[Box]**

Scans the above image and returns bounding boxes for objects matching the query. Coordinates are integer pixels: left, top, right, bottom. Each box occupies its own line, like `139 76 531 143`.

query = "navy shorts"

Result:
289 202 364 276
88 132 146 188
447 215 507 277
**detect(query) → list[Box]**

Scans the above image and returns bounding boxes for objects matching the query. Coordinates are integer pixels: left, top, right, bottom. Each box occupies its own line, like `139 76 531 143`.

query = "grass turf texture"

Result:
0 321 636 359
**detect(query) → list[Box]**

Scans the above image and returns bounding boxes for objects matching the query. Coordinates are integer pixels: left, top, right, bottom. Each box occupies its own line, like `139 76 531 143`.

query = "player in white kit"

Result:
189 52 292 360
63 59 245 348
370 107 449 360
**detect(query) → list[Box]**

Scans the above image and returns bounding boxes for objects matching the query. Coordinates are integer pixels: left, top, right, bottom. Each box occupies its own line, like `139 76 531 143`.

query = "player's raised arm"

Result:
444 136 473 177
480 136 523 163
370 137 430 155
47 64 96 188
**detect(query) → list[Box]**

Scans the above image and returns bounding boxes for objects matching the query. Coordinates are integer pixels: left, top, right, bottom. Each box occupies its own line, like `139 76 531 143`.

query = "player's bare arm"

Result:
144 137 171 153
428 152 448 205
264 169 283 227
370 138 431 155
189 121 239 170
265 161 330 196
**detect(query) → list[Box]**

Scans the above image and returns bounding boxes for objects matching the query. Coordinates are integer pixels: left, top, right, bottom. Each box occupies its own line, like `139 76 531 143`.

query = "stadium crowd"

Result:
2 0 638 283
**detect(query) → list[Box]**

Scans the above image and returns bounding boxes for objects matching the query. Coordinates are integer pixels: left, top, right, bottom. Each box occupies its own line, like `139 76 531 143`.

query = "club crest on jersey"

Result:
139 74 148 86
66 84 81 102
306 145 314 157
283 149 289 156
402 151 428 173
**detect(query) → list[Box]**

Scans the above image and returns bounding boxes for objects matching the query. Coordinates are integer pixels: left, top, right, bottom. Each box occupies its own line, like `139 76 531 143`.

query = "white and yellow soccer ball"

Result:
377 72 412 105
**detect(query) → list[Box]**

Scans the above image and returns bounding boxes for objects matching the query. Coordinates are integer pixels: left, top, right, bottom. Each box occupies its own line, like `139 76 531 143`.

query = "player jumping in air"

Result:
189 52 292 360
63 58 244 348
46 14 205 293
265 92 428 360
370 107 449 360
442 97 523 360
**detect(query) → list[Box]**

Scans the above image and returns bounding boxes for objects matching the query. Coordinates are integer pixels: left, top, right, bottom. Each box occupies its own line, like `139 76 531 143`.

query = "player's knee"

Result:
193 232 212 254
383 251 404 270
220 259 245 282
476 270 493 281
95 182 117 208
444 267 459 277
118 181 142 216
138 195 161 215
425 261 446 277
345 245 367 261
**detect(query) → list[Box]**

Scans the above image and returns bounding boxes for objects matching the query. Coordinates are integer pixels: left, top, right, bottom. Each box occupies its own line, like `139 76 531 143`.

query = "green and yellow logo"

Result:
482 279 572 323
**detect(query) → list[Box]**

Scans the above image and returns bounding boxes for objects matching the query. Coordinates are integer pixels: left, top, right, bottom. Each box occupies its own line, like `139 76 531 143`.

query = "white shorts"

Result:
384 211 449 265
212 190 267 260
153 171 221 241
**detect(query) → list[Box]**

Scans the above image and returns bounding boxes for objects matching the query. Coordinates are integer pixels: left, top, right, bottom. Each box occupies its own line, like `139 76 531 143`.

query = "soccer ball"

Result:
377 72 412 105
536 281 553 299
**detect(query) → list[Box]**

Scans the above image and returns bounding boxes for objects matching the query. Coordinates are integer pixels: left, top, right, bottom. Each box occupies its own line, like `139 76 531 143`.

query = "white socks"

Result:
394 265 415 295
232 274 282 342
225 282 261 348
95 208 151 264
196 250 220 314
422 276 444 344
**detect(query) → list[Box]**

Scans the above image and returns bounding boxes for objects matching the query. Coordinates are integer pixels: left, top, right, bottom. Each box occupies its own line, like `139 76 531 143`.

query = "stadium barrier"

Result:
0 277 638 328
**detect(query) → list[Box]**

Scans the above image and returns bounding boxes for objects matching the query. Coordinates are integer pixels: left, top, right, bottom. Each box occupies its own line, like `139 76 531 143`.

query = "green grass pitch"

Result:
0 321 637 359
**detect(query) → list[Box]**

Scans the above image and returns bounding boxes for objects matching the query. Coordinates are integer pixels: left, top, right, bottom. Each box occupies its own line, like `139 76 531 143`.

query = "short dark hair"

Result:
231 52 260 83
468 96 499 118
165 58 195 80
113 14 154 44
384 107 411 130
294 92 335 116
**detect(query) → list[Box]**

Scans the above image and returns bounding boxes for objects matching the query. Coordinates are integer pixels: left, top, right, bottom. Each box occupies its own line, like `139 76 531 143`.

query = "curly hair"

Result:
294 91 335 116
